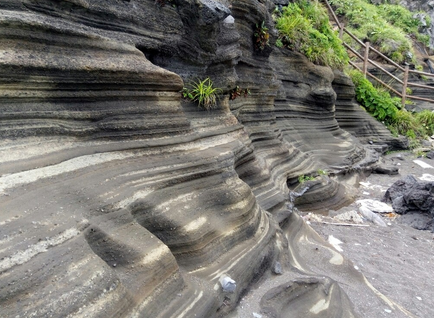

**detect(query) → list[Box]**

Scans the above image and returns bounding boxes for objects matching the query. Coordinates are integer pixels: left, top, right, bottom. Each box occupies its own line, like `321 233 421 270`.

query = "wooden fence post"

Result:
402 65 409 107
363 42 370 77
339 23 344 39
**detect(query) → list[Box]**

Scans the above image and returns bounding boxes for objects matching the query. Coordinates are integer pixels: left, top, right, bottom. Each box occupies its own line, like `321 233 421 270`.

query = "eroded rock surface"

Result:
0 1 411 317
384 175 434 230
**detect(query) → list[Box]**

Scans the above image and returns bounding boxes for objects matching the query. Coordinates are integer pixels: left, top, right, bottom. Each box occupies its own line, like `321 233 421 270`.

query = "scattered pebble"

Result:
384 308 392 313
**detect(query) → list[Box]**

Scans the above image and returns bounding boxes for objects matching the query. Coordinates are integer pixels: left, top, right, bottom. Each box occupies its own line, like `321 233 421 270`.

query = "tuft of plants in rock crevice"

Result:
274 0 349 69
253 21 270 51
229 86 251 100
182 78 222 110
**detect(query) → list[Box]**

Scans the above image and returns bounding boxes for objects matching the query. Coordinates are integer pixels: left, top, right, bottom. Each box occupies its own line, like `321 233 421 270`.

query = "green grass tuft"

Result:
182 78 222 110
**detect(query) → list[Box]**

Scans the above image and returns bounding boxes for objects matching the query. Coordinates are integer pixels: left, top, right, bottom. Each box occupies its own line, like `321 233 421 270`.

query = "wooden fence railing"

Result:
323 0 434 106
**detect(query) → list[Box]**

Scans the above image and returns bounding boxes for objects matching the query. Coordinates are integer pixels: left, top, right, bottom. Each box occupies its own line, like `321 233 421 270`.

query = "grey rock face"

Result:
0 0 402 317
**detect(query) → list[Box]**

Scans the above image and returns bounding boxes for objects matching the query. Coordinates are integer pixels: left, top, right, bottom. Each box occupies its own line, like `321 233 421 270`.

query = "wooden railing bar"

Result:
323 0 341 27
349 60 363 72
367 59 404 85
344 43 363 61
343 28 365 47
365 72 403 98
406 81 434 90
408 69 434 78
405 95 434 103
367 46 405 71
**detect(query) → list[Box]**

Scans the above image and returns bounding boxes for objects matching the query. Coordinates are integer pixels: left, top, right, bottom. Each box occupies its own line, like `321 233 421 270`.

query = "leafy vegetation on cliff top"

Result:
329 0 429 63
274 0 349 69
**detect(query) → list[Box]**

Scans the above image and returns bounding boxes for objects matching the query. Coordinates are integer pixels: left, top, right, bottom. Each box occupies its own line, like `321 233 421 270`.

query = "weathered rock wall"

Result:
0 1 404 317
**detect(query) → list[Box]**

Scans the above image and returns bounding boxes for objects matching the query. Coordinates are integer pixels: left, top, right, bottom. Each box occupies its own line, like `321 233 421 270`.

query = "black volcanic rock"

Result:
384 175 434 230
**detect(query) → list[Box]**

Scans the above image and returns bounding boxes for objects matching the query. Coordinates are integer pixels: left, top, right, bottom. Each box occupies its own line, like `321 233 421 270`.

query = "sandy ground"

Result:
308 151 434 318
229 151 434 318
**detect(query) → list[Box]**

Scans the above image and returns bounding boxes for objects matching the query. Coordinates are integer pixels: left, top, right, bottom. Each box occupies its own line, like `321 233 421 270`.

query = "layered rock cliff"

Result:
0 1 412 317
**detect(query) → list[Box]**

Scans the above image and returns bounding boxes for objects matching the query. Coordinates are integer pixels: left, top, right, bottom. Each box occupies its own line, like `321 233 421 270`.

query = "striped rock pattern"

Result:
0 0 407 317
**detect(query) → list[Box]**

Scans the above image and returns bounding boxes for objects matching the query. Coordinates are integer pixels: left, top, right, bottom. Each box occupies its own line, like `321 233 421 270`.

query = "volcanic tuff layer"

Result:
0 0 412 317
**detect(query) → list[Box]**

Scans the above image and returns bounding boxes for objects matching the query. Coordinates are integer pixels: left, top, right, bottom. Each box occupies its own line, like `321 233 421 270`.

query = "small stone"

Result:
253 313 262 318
223 15 234 24
219 275 236 293
373 165 399 175
272 261 283 275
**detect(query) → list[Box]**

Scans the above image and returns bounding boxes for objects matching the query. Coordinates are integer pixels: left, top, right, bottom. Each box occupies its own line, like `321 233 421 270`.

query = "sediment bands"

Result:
0 0 403 317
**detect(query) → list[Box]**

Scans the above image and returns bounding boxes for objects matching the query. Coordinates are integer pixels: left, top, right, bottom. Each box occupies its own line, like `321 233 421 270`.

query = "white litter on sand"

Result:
413 160 433 169
356 199 393 213
419 174 434 182
328 235 343 252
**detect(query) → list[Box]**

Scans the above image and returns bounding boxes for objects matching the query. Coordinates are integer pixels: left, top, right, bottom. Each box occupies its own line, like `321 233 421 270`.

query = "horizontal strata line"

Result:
0 151 138 194
0 227 81 272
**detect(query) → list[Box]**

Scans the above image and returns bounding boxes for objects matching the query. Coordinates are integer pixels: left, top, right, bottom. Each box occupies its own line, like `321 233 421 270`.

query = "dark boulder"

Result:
372 164 399 175
383 175 434 230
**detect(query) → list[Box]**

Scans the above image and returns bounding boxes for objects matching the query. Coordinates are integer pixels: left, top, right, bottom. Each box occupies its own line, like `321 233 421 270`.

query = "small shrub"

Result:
275 39 283 48
298 174 315 183
391 109 420 136
349 69 432 140
409 138 421 149
182 78 221 110
348 70 398 123
230 86 251 100
254 21 270 51
415 150 426 158
415 110 434 135
317 169 328 176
